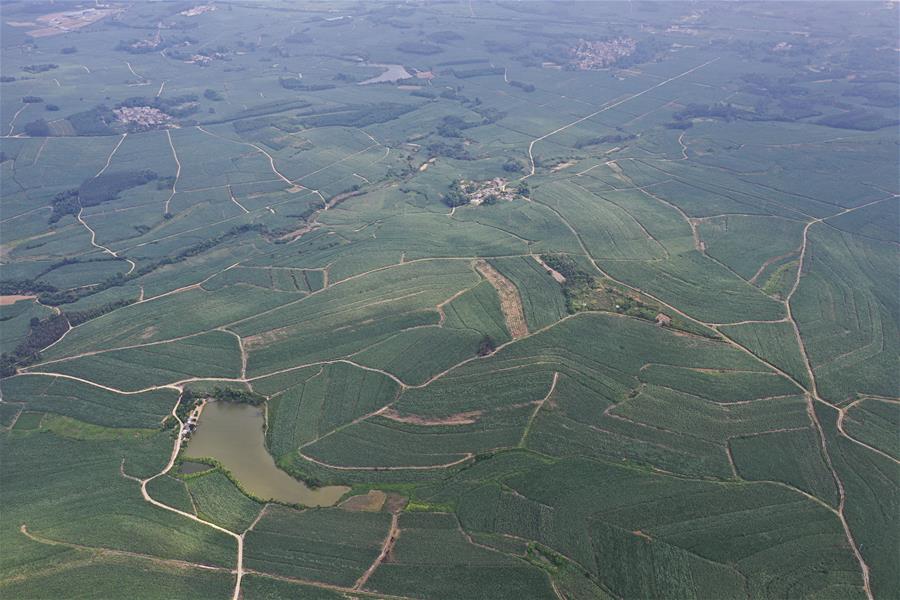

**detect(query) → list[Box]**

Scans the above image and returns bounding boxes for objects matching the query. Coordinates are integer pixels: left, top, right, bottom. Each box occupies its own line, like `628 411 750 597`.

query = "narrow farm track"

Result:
522 57 720 179
772 197 900 600
95 133 128 178
298 450 474 471
31 137 48 166
77 208 137 275
195 126 296 186
355 512 399 590
529 123 891 599
227 184 249 214
748 248 800 285
520 372 559 447
127 395 247 600
18 524 231 574
7 103 29 136
9 54 892 600
164 129 181 214
242 570 417 600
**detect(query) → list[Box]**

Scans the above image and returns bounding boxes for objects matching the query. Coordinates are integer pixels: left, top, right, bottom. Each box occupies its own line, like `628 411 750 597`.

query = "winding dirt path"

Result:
77 207 137 275
520 371 559 447
354 512 399 590
773 197 900 600
18 524 230 573
834 400 898 463
164 129 181 215
127 394 246 600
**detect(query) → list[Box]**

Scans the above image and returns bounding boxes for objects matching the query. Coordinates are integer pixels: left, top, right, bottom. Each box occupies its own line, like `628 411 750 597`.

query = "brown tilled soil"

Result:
381 408 482 426
384 493 408 514
0 295 36 306
340 490 387 512
474 260 528 339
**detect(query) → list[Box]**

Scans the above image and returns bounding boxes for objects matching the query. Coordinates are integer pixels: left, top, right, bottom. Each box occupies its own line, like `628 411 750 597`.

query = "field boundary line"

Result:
164 129 181 215
18 524 232 573
522 57 720 179
520 372 558 447
354 512 399 590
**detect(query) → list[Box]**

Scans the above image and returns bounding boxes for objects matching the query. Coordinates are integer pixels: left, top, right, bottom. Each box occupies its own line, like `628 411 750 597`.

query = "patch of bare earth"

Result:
242 328 288 351
532 255 566 284
475 260 528 338
276 223 317 243
139 326 159 340
340 490 387 512
381 408 482 426
551 160 577 172
0 295 36 306
384 493 408 514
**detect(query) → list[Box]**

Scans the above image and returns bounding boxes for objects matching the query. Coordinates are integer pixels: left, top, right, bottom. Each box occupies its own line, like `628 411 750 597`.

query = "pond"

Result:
183 401 348 506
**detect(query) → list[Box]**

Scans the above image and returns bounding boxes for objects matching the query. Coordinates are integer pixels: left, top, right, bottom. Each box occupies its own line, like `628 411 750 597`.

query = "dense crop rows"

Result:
366 512 555 599
244 506 390 586
1 1 895 597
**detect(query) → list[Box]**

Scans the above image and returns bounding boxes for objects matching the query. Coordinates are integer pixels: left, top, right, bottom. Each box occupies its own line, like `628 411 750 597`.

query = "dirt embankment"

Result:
475 260 528 339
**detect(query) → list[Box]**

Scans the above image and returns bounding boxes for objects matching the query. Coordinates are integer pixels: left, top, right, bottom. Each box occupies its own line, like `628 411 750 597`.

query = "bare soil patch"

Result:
384 493 408 514
532 255 566 284
276 223 318 243
551 160 577 172
26 7 120 37
340 490 387 512
0 295 36 306
243 328 289 351
381 408 482 426
475 260 528 338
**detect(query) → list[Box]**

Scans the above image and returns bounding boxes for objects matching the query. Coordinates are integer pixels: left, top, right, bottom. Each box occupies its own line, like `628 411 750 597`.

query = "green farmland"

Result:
1 1 897 599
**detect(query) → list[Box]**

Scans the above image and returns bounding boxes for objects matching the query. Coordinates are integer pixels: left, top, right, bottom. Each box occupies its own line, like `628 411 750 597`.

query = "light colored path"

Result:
127 395 246 600
164 129 181 214
77 208 136 275
522 57 720 179
520 372 559 447
354 512 399 590
227 185 249 214
95 133 127 178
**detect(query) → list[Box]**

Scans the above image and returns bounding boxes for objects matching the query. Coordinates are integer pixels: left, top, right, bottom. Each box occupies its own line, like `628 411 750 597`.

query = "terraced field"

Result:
1 1 897 599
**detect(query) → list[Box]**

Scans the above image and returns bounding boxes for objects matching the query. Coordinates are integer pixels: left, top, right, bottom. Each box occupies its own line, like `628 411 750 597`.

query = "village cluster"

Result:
461 178 521 205
113 106 172 130
569 37 638 69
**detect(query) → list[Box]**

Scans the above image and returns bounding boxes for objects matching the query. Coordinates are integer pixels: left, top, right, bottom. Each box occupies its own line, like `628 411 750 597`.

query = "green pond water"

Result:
183 401 348 506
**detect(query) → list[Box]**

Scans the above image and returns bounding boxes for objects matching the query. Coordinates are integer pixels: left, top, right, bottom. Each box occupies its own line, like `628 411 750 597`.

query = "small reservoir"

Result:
183 401 348 506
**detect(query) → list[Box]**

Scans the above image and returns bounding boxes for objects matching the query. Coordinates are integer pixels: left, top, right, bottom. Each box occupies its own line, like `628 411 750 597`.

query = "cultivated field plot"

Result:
1 1 897 599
